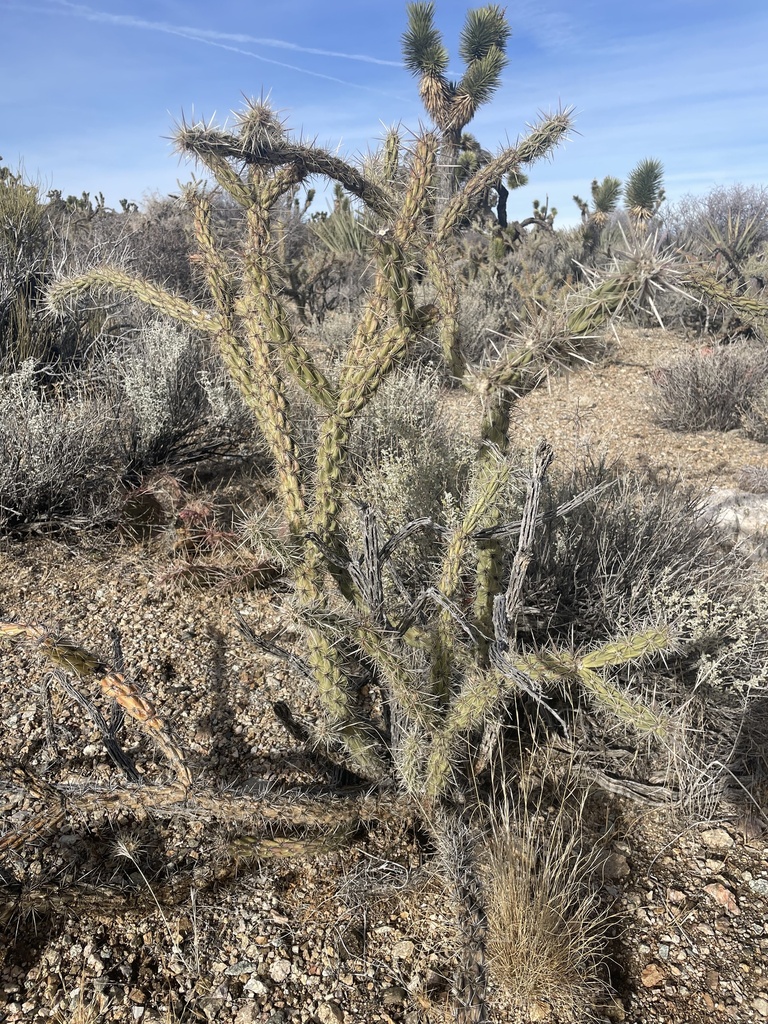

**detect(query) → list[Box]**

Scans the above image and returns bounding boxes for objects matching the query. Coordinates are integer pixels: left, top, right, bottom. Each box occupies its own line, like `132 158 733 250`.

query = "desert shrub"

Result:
350 363 446 470
104 319 254 481
0 164 154 372
742 388 768 442
346 372 479 589
284 250 373 325
119 194 198 298
739 465 768 493
521 458 744 647
651 345 768 432
0 361 117 530
664 184 768 254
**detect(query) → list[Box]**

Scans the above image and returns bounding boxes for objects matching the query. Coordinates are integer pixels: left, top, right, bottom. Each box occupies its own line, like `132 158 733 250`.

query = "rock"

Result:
335 925 364 959
316 1000 344 1023
128 988 146 1004
700 828 735 852
748 878 768 897
703 488 768 558
225 960 261 976
704 883 740 915
602 852 631 880
753 996 768 1018
234 1006 259 1024
269 958 292 982
391 939 415 960
243 977 268 996
382 986 408 1006
641 963 665 988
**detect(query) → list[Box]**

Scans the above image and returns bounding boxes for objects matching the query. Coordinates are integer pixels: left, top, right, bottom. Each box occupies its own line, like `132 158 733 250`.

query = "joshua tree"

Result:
573 175 622 255
402 2 511 201
623 157 666 224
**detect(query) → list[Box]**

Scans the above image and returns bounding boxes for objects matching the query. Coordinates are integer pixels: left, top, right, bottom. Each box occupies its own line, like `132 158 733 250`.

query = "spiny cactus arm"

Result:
261 161 310 210
383 126 401 183
307 412 356 586
178 106 395 218
424 669 504 801
242 203 338 409
394 132 438 244
430 453 509 696
49 269 223 335
185 194 267 413
234 273 306 541
425 241 464 379
272 320 339 409
186 187 239 320
338 234 406 388
352 621 440 732
307 241 430 591
437 109 573 241
509 628 672 737
578 628 672 671
296 606 388 777
578 668 669 738
340 238 436 413
0 623 191 788
174 121 256 208
438 451 510 605
684 266 768 321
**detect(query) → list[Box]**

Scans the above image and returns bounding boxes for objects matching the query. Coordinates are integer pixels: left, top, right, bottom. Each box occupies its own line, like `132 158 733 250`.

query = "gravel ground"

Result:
2 325 768 1024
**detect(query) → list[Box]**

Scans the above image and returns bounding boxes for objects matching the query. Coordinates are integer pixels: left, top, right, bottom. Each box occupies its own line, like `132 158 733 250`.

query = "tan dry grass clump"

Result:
483 766 614 1020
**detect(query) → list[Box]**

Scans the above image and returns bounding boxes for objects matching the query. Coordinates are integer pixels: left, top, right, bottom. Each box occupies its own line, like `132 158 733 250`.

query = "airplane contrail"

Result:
46 1 404 84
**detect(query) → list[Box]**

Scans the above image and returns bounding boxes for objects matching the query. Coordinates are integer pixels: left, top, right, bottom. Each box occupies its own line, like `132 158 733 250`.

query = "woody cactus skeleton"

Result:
46 97 675 1021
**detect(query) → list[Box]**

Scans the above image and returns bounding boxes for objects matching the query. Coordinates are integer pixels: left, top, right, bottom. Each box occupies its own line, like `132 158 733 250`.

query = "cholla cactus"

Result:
45 77 674 1024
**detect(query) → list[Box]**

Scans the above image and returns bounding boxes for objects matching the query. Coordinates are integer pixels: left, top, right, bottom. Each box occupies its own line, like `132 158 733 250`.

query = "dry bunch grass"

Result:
482 753 615 1019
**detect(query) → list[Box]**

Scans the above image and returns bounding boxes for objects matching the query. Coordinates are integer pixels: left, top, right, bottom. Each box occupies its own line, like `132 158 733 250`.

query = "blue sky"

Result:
2 0 766 226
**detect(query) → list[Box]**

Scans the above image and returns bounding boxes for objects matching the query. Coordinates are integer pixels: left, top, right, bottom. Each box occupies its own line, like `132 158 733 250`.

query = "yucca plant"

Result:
623 157 666 225
573 175 622 257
